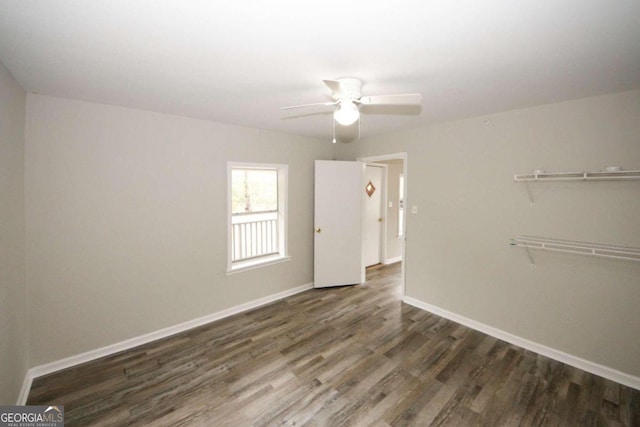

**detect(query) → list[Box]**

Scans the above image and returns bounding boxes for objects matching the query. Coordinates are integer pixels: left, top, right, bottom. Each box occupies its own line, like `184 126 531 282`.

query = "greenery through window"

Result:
231 169 278 214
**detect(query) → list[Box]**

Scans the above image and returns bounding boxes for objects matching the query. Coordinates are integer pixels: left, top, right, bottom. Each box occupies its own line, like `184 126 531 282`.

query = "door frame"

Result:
358 152 407 297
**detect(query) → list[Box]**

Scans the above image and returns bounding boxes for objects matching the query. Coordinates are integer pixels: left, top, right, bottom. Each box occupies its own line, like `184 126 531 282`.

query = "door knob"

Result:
378 218 383 222
315 227 322 233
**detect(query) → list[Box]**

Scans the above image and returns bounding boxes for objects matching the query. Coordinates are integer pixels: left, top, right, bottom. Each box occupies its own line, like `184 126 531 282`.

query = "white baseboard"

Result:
403 296 640 391
17 282 314 405
17 373 33 407
384 256 402 265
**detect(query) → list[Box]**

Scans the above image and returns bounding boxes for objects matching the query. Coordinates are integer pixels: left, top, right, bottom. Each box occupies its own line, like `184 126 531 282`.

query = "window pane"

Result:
231 169 278 214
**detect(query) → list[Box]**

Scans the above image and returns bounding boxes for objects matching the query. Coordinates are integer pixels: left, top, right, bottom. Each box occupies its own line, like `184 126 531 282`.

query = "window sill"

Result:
226 255 291 275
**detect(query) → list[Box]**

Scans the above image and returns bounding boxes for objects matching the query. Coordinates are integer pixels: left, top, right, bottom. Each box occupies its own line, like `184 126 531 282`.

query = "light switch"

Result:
411 205 418 214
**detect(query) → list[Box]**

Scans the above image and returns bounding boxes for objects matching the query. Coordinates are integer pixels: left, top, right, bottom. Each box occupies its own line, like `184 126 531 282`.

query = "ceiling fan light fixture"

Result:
334 101 359 126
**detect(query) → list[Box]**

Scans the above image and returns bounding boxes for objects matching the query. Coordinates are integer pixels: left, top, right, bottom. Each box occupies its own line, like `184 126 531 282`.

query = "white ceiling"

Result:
1 1 639 142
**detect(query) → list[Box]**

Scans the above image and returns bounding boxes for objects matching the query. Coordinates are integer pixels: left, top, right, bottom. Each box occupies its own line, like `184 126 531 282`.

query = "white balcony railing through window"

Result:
231 212 279 262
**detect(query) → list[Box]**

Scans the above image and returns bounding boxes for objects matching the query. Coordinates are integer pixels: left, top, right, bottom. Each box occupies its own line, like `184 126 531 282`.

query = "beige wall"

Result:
338 90 640 377
0 61 27 403
14 88 640 385
25 95 333 366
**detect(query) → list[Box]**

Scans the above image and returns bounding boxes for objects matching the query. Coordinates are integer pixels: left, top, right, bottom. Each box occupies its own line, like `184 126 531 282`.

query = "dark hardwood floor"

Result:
29 263 639 426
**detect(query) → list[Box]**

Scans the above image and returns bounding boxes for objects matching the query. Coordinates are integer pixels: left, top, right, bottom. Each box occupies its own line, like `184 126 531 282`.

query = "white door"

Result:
314 160 365 288
363 165 383 267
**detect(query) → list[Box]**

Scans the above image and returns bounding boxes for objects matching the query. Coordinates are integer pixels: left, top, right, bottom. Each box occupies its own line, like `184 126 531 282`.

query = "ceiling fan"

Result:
281 78 422 133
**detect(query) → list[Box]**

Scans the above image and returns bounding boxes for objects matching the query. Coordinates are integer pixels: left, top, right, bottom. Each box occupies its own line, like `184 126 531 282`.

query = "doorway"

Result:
363 164 384 267
359 153 407 296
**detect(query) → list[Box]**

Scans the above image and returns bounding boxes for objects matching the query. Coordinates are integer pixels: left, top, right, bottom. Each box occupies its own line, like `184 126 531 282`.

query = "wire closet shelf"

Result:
510 236 640 262
514 169 640 182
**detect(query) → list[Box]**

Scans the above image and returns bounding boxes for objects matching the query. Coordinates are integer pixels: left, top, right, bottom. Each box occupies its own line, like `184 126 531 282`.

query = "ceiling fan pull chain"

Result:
332 116 336 144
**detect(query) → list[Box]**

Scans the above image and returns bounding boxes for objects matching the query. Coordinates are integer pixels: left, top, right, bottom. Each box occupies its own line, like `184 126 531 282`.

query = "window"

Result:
227 162 288 272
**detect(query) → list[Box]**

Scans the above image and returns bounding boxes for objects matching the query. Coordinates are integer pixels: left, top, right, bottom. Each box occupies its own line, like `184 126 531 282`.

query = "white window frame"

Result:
227 162 289 274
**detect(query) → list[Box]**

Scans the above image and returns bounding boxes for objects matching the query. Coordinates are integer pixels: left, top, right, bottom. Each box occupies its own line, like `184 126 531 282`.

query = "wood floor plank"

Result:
27 262 640 426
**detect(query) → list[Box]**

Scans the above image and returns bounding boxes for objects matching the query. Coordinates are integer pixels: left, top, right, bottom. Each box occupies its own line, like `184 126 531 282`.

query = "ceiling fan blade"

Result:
323 79 342 94
280 101 337 110
359 94 422 106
